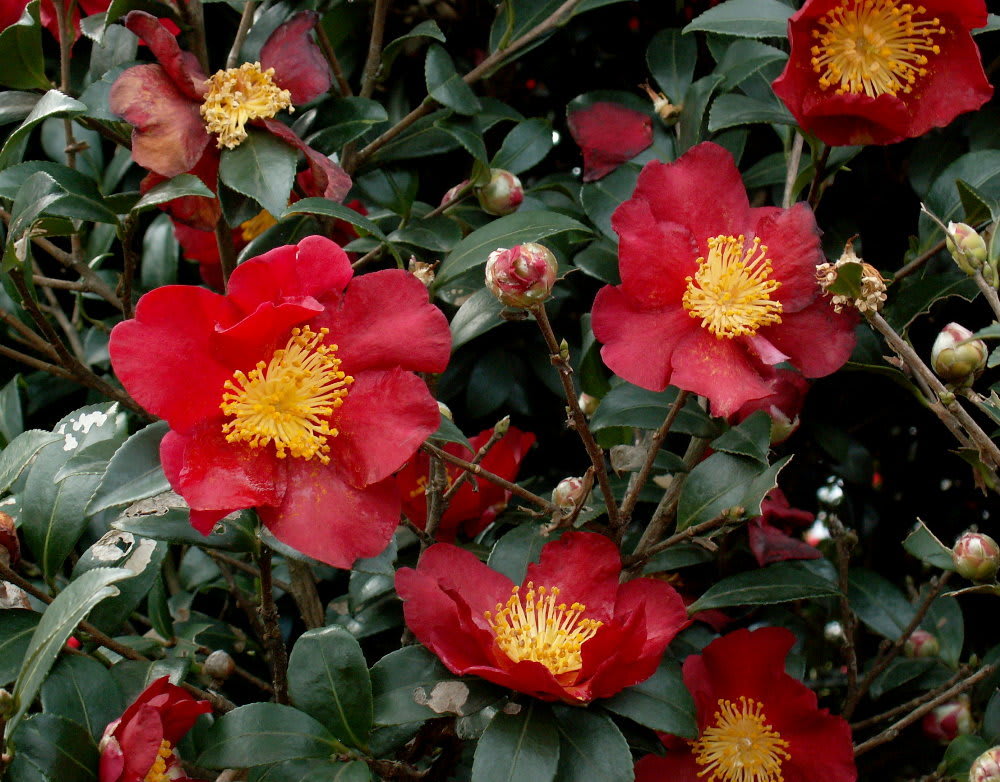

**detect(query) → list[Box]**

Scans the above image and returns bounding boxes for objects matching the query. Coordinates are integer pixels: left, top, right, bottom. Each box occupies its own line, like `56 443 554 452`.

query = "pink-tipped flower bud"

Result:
946 221 989 275
903 629 939 658
476 169 523 216
485 243 558 308
971 747 1000 782
437 401 454 422
931 323 988 387
953 531 1000 582
440 180 470 208
552 477 588 511
0 511 19 568
921 695 974 744
204 650 236 681
578 392 599 417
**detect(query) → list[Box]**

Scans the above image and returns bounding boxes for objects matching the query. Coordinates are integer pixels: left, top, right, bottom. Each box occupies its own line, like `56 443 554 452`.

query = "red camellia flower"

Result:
748 488 822 567
635 627 857 782
567 101 653 182
99 677 211 782
397 426 536 540
109 236 451 567
591 142 856 418
772 0 993 146
110 11 349 201
395 531 689 702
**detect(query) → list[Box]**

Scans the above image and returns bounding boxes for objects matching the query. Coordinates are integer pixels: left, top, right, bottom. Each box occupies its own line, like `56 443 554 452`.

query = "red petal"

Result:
261 11 332 105
0 1 29 31
629 144 752 243
327 367 440 486
141 150 221 231
567 102 652 182
615 577 690 656
117 704 165 782
668 329 774 418
635 751 702 782
758 301 856 379
173 222 221 265
260 119 352 202
592 285 693 392
752 202 824 312
214 300 324 372
748 519 823 566
122 11 206 99
523 532 621 623
258 465 399 568
110 64 209 178
109 286 240 432
314 269 451 374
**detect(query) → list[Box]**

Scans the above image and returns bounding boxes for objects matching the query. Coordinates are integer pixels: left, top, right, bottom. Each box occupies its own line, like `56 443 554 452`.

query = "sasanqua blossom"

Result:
396 531 688 703
109 236 451 567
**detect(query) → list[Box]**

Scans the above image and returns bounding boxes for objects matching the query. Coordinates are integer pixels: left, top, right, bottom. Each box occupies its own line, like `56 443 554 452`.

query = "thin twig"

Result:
226 0 256 69
178 0 210 73
891 238 946 284
341 0 392 172
120 216 139 319
316 25 352 97
256 548 290 704
287 560 325 630
32 275 89 293
207 550 293 593
441 417 508 502
973 270 1000 322
532 305 621 531
422 454 448 545
851 668 965 731
0 344 74 378
423 180 476 221
421 441 558 514
618 391 690 533
853 665 994 756
806 144 831 208
829 516 859 702
0 309 59 357
622 515 732 568
782 133 804 209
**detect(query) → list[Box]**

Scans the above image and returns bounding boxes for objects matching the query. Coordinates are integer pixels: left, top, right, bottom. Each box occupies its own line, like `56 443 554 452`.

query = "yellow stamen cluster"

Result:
200 62 292 149
683 235 783 339
143 739 174 782
691 697 791 782
220 326 353 463
239 209 278 242
484 583 602 677
407 473 455 499
810 0 946 98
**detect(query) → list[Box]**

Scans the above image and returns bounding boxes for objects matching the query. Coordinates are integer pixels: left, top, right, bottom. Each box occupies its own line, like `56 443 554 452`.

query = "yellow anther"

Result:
201 62 292 149
691 697 791 782
143 740 175 782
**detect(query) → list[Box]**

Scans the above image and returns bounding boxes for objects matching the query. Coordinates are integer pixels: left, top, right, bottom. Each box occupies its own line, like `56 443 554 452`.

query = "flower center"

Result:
691 697 791 782
407 473 455 499
220 326 353 463
682 235 782 339
484 582 603 677
143 739 174 782
200 62 293 149
809 0 946 98
239 209 278 242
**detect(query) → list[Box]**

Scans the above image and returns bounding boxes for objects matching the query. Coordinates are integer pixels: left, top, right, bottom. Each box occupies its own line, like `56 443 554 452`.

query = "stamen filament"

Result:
692 697 790 782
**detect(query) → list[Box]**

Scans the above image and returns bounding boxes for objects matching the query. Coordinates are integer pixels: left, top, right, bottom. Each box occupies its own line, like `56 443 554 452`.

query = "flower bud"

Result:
476 169 523 216
578 392 599 417
953 531 1000 582
921 695 973 743
440 180 470 208
0 511 19 567
204 649 236 681
931 323 988 387
971 747 1000 782
437 401 454 422
946 221 988 274
0 689 14 719
903 629 939 658
485 243 558 308
552 477 588 511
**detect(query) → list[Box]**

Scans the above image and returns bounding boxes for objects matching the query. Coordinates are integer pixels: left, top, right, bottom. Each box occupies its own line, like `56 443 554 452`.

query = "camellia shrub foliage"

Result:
4 0 1000 779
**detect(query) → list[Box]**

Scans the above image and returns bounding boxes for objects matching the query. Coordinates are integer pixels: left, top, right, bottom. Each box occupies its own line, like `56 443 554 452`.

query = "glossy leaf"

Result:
492 118 554 174
219 129 296 219
451 287 505 350
848 568 915 639
601 658 696 737
40 655 123 741
472 702 559 782
683 0 793 39
5 714 99 782
426 44 481 115
0 429 60 493
551 705 632 782
0 90 88 170
0 610 39 687
688 561 840 612
903 519 957 571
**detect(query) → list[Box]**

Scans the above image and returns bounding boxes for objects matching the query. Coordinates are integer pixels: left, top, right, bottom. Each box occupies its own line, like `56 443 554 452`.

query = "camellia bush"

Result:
3 0 1000 780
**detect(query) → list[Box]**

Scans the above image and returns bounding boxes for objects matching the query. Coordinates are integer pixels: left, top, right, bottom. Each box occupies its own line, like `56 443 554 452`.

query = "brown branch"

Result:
806 144 831 208
851 669 966 732
207 551 293 593
441 417 508 503
0 309 59 358
0 344 74 378
341 0 392 172
316 25 352 97
422 454 448 544
892 238 946 284
32 275 89 293
256 548 290 704
287 560 325 630
622 515 732 568
120 215 139 319
830 517 859 702
226 0 256 69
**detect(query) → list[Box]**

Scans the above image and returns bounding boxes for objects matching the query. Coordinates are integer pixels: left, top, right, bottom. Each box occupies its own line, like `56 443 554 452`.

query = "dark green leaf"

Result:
647 28 696 103
903 519 957 571
283 198 388 242
573 239 620 284
710 411 771 464
0 429 61 493
133 174 214 213
451 287 505 350
848 568 915 639
88 422 171 514
676 452 789 530
40 656 123 740
433 413 473 449
923 595 963 667
370 646 453 726
436 211 590 288
602 658 696 737
708 93 795 132
0 610 39 687
869 657 935 699
677 74 723 153
683 0 793 39
551 705 631 782
5 714 98 782
492 119 554 174
112 506 257 552
139 213 179 288
8 567 132 738
0 91 41 126
381 19 446 73
589 383 717 438
436 115 488 162
198 703 346 768
0 90 88 169
219 129 296 219
307 98 389 151
984 690 1000 744
942 735 990 779
472 702 559 782
388 215 462 252
488 523 548 583
884 273 979 333
956 178 999 223
0 2 47 90
713 40 787 91
581 164 640 240
353 167 419 218
426 44 481 115
0 161 101 202
688 561 840 612
919 150 1000 249
288 627 373 749
250 759 372 782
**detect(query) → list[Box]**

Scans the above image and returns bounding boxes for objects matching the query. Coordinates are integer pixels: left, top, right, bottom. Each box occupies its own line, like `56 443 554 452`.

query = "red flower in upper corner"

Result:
0 0 180 48
567 101 653 182
397 426 536 541
635 627 857 782
731 368 810 444
749 488 822 567
109 236 451 568
591 142 857 418
109 11 349 201
99 677 210 782
772 0 993 146
395 531 689 703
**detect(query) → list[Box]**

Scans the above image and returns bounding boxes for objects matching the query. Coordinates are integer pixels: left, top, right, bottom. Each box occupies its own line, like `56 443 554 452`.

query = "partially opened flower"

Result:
397 426 536 540
110 11 349 200
99 677 210 782
567 101 653 182
634 627 856 782
591 142 856 418
110 236 451 567
748 489 822 567
772 0 992 146
395 531 689 703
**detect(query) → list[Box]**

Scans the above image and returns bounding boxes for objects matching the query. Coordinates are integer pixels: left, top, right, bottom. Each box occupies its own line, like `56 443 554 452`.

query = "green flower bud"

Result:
476 169 524 216
903 629 939 658
946 222 988 275
953 531 1000 582
930 322 987 387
